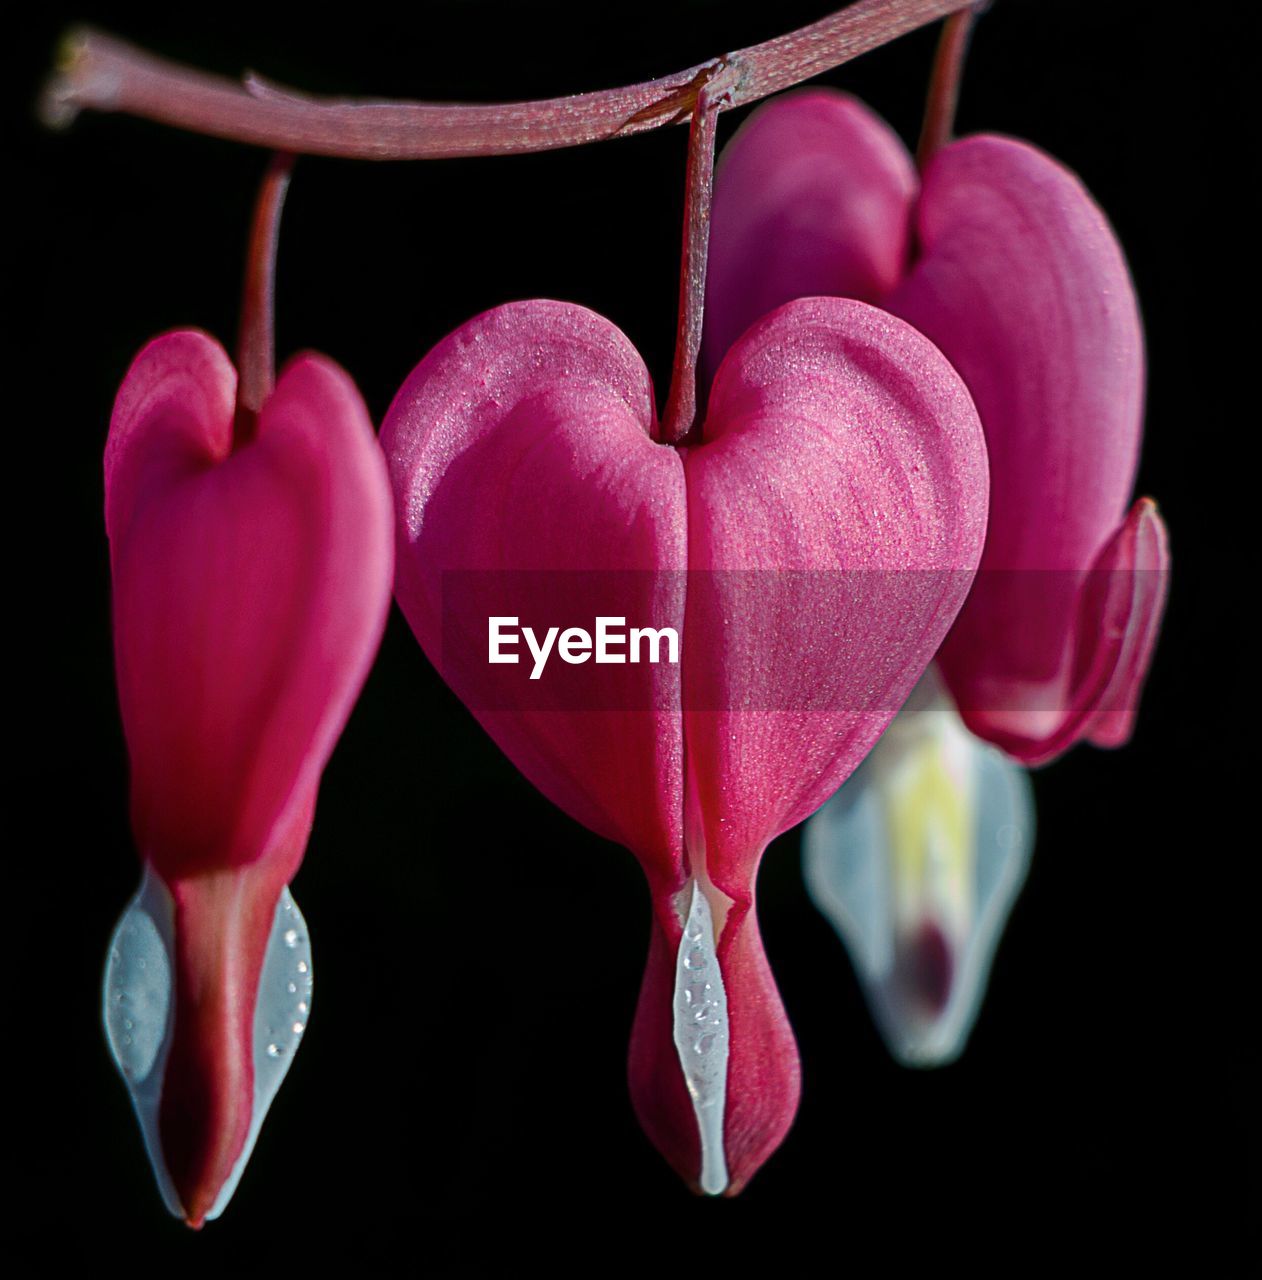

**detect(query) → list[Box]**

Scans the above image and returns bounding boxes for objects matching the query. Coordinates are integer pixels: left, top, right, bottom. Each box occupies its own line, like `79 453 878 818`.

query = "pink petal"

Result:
702 89 916 386
887 136 1152 757
382 300 689 889
1081 499 1170 748
107 332 394 880
684 298 989 896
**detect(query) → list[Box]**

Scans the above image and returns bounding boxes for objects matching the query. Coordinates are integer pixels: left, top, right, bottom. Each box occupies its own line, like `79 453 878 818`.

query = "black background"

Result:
8 0 1251 1268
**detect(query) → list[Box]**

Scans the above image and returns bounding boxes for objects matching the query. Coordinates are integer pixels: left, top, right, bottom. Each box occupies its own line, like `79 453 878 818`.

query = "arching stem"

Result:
233 153 293 448
660 74 731 447
916 7 979 169
44 2 979 160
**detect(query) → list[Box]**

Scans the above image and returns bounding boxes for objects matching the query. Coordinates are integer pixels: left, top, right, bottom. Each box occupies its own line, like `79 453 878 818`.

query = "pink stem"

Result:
660 72 730 446
915 6 979 169
44 2 976 160
233 153 293 447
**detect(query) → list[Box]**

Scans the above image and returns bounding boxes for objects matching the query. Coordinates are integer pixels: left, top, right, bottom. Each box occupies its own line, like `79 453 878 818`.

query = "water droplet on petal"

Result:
672 882 730 1196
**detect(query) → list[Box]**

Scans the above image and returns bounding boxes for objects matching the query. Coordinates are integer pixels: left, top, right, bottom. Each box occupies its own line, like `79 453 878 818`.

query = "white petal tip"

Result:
102 871 313 1222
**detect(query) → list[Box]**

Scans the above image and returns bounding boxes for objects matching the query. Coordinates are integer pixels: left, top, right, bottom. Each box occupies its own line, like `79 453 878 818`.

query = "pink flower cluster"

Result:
102 86 1166 1220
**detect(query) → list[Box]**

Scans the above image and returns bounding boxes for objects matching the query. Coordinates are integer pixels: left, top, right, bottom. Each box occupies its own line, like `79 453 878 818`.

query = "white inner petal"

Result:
103 872 313 1222
102 865 183 1218
803 671 1034 1067
672 880 730 1196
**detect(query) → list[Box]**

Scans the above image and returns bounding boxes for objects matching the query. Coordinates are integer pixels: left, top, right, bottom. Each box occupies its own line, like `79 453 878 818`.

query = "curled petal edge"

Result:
953 498 1170 766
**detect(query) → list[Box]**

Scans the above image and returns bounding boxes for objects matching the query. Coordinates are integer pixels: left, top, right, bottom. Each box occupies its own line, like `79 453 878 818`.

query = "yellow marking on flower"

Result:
882 717 975 931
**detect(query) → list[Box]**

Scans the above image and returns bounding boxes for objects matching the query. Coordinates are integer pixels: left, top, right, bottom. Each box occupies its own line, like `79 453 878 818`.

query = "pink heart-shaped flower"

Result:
106 329 393 1224
384 294 987 1191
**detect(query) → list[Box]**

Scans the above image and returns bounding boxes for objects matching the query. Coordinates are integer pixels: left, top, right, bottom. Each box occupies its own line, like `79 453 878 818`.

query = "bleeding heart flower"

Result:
705 87 1169 762
102 162 394 1226
703 87 1169 1061
383 288 987 1190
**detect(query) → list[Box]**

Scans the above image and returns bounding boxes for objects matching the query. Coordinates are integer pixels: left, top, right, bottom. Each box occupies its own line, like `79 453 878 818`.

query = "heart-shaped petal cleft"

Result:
384 295 987 1192
104 329 393 1224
